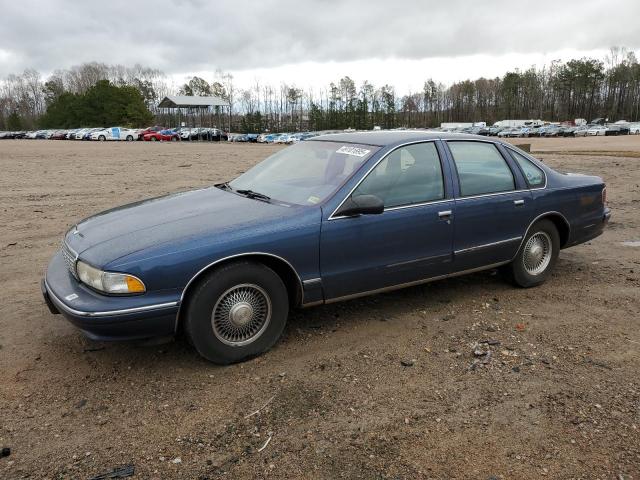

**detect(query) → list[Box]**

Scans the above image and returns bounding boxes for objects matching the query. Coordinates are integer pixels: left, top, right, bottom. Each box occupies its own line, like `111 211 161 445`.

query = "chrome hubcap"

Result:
212 284 271 346
523 231 552 275
229 302 253 327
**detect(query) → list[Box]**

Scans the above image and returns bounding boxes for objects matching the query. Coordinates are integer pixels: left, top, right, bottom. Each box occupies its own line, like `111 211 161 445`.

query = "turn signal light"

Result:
125 275 146 293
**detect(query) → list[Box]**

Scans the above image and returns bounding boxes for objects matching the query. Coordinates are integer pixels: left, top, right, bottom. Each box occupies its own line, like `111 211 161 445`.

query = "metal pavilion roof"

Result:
157 95 230 108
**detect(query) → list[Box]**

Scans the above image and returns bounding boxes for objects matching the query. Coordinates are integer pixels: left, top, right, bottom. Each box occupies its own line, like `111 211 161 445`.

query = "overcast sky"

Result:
1 0 639 92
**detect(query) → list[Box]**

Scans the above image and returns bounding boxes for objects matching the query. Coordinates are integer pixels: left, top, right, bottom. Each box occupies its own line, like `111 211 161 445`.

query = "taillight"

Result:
602 186 607 205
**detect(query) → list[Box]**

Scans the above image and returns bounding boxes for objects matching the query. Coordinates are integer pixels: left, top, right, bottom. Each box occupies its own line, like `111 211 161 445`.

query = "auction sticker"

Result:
336 146 371 157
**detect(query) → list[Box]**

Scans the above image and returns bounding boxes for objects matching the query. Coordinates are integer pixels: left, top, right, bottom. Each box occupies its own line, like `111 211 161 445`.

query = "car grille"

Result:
62 241 79 279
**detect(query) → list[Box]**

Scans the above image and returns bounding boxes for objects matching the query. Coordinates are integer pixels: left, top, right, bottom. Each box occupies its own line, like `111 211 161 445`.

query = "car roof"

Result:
309 130 501 147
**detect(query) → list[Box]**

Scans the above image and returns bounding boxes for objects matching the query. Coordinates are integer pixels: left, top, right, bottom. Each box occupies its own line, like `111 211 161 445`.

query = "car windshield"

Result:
229 141 380 205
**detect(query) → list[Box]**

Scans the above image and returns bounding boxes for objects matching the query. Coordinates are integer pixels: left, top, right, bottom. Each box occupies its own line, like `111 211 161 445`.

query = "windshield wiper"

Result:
236 189 271 202
215 182 234 191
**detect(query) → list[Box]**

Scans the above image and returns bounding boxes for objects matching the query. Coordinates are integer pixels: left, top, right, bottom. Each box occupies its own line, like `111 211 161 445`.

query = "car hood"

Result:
65 187 302 267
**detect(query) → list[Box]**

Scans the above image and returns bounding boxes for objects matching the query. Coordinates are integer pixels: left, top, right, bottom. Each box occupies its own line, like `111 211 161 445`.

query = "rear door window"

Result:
448 141 515 196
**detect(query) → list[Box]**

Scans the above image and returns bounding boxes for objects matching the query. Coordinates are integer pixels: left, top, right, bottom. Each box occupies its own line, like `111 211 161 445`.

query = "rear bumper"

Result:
43 251 180 341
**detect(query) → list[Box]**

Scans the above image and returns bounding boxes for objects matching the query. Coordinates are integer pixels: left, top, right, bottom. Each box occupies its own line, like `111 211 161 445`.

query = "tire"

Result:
504 219 560 288
184 261 289 364
98 135 106 141
126 135 133 141
171 136 177 142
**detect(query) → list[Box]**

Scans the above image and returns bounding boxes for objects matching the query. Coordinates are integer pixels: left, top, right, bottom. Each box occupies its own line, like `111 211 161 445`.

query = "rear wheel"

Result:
504 219 560 288
184 261 289 364
98 135 106 141
126 135 133 141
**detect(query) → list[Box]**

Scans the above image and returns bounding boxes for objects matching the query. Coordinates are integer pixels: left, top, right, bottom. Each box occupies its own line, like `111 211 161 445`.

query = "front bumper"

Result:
43 251 180 341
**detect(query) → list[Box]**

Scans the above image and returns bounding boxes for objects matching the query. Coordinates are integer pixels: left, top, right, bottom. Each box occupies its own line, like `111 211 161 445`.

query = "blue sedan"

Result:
42 131 610 363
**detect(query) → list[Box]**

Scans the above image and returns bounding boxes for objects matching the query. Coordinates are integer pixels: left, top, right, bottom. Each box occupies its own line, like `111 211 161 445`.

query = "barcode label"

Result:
336 146 371 157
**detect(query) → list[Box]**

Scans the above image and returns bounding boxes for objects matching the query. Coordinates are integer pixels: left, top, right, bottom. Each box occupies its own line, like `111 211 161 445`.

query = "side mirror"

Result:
336 194 384 217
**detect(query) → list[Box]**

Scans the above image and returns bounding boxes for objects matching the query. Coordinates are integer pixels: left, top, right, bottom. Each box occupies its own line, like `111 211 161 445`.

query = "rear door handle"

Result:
514 199 525 206
438 210 452 218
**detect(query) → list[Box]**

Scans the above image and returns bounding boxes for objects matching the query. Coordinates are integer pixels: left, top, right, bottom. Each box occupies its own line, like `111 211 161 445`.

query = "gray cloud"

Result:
1 0 639 77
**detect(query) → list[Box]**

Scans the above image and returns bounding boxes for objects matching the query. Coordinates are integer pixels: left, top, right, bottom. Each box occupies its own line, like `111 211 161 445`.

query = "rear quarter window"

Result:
508 149 546 187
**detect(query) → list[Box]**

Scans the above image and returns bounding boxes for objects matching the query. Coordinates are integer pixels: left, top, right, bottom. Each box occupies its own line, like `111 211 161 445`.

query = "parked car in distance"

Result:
545 126 564 137
90 127 139 141
42 131 610 364
51 130 71 140
573 126 590 137
80 128 102 140
263 133 280 143
143 129 180 141
138 126 165 140
607 124 630 136
11 131 25 139
497 128 515 138
604 125 622 136
630 123 640 135
587 126 607 136
179 127 201 140
274 133 291 143
72 128 90 140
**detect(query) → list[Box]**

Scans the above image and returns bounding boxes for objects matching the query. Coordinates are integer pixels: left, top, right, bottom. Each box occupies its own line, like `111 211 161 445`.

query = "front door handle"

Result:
513 199 525 206
438 210 452 219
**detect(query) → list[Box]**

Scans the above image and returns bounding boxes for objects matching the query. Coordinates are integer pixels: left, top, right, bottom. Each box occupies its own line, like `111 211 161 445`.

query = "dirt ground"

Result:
0 136 638 479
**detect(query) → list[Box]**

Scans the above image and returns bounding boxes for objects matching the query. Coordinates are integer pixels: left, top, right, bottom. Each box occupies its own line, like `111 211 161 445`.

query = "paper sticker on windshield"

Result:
336 146 370 157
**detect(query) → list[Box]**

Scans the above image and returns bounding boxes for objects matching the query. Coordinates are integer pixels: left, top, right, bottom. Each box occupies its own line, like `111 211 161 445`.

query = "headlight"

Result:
76 261 146 294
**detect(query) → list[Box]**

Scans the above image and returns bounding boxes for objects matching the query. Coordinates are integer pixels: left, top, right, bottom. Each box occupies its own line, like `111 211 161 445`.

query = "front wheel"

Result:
184 261 289 364
504 219 560 288
98 135 106 141
126 135 133 141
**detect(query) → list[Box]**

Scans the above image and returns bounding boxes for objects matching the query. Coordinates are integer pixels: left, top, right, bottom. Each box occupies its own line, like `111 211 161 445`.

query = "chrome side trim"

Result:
386 253 451 269
324 261 510 304
300 300 324 308
454 236 522 255
303 278 322 286
44 280 178 318
454 189 528 201
511 211 571 258
331 198 452 220
176 252 306 331
384 199 452 213
328 139 444 220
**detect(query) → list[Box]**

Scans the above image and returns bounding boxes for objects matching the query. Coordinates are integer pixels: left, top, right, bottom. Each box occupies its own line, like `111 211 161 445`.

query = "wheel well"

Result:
541 213 570 248
176 254 303 333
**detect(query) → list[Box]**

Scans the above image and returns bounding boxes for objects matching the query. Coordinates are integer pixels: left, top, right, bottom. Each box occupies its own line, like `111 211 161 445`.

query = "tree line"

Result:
1 47 638 132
